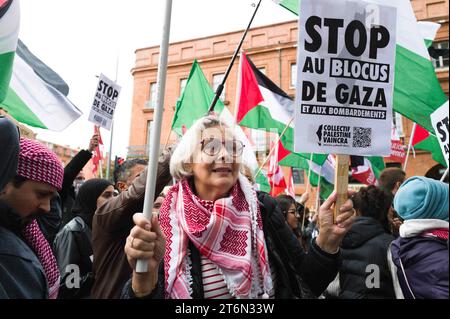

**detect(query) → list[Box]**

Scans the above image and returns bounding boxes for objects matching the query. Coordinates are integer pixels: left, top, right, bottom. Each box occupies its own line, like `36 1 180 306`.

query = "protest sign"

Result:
388 126 406 163
88 73 121 130
431 101 449 166
294 0 397 157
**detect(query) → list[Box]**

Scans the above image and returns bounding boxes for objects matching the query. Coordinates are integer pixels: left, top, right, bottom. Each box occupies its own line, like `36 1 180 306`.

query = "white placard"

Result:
431 101 449 166
294 0 397 156
88 73 121 130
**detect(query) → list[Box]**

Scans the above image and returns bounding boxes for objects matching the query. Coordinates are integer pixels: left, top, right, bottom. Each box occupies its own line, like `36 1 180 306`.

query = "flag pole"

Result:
106 56 119 181
99 158 103 179
441 167 449 182
334 154 350 222
208 0 263 113
305 153 314 192
253 116 294 180
315 165 323 213
233 50 244 119
403 123 417 171
136 0 173 273
163 129 173 151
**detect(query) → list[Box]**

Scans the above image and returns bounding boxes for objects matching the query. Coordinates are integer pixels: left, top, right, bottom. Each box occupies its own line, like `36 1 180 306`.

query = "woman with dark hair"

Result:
53 178 114 298
276 195 302 238
336 185 395 299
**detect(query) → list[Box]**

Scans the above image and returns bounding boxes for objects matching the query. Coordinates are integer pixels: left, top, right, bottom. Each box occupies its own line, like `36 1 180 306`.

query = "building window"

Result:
386 162 402 169
393 112 404 137
180 78 187 96
212 73 226 101
146 120 154 150
290 63 297 88
431 41 449 70
292 168 305 185
146 83 157 109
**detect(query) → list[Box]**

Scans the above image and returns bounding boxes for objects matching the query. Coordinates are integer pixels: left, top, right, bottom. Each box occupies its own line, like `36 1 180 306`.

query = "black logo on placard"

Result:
319 125 351 147
316 125 323 146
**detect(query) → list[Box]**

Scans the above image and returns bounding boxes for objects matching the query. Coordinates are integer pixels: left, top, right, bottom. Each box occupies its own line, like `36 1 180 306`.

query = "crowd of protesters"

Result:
0 115 448 299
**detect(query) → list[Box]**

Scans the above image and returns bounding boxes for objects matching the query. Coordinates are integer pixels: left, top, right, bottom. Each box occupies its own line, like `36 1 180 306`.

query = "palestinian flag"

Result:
1 40 82 130
412 124 447 167
172 60 224 135
0 0 19 103
275 0 448 136
408 22 447 167
278 138 307 168
350 156 385 186
236 52 326 166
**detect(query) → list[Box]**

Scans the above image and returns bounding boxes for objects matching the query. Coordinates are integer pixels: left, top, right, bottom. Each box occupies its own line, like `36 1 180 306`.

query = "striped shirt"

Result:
201 255 276 299
201 255 233 299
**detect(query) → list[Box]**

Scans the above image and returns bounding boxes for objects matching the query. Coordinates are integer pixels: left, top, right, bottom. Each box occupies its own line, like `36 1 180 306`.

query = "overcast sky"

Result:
19 0 295 157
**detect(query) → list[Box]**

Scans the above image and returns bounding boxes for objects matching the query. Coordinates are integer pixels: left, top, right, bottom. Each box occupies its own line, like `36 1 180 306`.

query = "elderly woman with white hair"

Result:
122 115 355 299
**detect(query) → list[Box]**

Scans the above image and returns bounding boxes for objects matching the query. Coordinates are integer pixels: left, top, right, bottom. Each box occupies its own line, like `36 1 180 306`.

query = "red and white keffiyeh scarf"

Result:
159 175 273 299
23 220 60 299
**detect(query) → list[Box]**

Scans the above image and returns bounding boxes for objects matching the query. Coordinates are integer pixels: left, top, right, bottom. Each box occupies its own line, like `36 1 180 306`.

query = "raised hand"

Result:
315 191 355 254
299 192 310 205
125 213 166 297
88 133 100 152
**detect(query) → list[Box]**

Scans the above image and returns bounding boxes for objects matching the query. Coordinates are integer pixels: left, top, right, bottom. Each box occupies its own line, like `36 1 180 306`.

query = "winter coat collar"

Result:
0 200 27 235
399 219 449 238
341 216 387 249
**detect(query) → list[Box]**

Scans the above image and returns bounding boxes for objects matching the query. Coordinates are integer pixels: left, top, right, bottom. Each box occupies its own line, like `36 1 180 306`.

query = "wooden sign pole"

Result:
333 154 350 222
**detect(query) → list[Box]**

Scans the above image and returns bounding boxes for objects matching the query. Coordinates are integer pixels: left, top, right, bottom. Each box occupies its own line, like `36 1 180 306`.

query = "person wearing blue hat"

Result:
388 176 449 299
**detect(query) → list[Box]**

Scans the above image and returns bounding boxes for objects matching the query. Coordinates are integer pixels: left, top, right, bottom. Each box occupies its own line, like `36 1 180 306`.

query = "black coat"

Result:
60 149 93 226
0 202 47 299
53 217 94 299
338 216 395 299
122 191 341 299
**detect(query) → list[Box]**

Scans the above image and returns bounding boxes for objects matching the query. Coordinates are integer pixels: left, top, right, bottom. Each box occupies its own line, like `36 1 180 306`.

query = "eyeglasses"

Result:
200 138 245 157
287 209 301 218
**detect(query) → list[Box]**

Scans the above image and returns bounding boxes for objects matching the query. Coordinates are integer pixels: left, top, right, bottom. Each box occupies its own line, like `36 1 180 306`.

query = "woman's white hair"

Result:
170 115 240 181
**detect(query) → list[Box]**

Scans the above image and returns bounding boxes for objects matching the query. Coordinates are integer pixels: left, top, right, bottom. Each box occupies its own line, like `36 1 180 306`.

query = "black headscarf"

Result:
0 117 19 191
71 178 113 229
